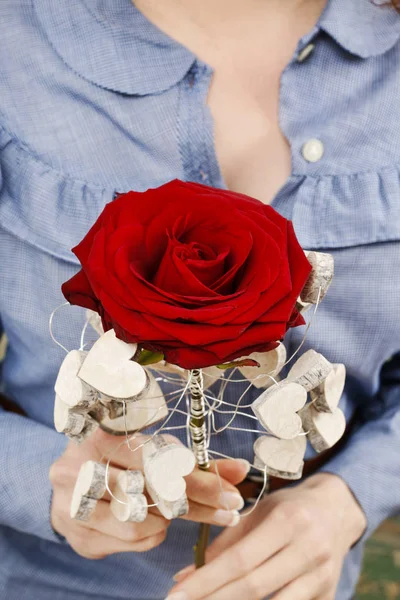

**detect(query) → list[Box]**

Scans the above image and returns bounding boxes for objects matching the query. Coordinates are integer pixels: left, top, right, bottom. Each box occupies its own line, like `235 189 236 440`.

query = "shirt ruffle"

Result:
1 125 400 269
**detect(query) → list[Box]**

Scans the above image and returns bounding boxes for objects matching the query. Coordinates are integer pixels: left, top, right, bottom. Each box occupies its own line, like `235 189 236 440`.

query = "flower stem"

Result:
189 369 210 569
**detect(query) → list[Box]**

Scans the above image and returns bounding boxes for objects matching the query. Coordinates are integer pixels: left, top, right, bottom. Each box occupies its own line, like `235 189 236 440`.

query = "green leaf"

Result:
136 349 165 366
216 358 260 370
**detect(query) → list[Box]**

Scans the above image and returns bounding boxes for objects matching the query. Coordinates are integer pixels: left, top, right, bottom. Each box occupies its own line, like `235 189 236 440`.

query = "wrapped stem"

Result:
189 369 210 568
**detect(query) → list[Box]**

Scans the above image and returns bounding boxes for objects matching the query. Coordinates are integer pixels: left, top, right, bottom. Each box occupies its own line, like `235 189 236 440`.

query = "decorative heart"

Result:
287 349 332 392
142 435 196 502
254 435 307 480
98 374 168 435
70 460 106 521
78 329 147 399
146 480 189 520
300 405 346 453
310 364 346 413
300 251 334 304
110 470 148 523
238 344 287 389
54 393 86 435
252 381 307 439
54 350 98 409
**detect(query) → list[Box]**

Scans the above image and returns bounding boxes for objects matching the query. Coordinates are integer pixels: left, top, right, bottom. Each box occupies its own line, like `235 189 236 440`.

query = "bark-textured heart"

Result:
98 374 168 435
78 329 147 399
300 405 346 452
142 435 195 502
254 435 307 480
238 344 287 389
309 364 346 413
252 381 307 439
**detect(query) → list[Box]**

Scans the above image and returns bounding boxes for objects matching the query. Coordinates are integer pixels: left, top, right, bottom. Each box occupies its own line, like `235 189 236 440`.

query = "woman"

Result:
0 0 399 598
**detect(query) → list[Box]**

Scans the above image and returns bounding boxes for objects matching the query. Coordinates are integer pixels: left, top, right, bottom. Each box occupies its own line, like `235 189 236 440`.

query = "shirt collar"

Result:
318 0 400 58
33 0 197 96
34 0 400 97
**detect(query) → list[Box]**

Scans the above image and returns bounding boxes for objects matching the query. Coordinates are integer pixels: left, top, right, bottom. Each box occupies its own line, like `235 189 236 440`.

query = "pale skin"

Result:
51 0 368 597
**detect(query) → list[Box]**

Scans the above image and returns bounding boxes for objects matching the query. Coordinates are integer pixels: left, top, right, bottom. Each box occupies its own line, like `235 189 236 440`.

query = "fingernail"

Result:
219 491 245 510
165 593 189 600
213 509 240 527
173 565 195 582
235 458 251 474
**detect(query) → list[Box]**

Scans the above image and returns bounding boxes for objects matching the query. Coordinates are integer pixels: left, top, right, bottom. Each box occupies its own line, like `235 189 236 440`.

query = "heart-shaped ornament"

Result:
78 329 147 399
254 435 307 480
142 435 196 502
300 405 346 453
98 374 168 435
238 344 287 389
287 349 332 392
301 251 334 304
54 393 86 435
310 364 346 413
146 480 189 520
110 470 148 523
252 381 307 439
70 460 106 521
54 350 98 409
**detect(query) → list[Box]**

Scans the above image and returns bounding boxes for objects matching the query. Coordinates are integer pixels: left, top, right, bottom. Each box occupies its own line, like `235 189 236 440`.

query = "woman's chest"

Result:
206 65 291 205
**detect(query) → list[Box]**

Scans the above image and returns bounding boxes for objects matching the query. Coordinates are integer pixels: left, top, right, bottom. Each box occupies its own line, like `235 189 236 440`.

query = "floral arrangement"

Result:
54 180 343 567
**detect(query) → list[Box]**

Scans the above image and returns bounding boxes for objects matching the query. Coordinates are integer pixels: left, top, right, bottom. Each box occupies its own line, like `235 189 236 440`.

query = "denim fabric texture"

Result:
0 0 399 598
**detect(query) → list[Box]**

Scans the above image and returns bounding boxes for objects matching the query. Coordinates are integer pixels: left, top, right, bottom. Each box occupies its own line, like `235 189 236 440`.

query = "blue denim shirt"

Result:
0 1 399 598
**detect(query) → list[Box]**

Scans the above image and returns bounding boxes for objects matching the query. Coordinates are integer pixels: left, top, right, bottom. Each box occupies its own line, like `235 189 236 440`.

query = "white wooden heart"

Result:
72 414 99 444
238 344 287 389
110 470 148 523
117 469 145 495
54 393 86 436
142 435 196 502
146 480 189 520
300 405 346 453
301 251 334 304
70 460 106 521
310 364 346 413
252 381 307 439
98 374 168 434
54 350 98 409
254 435 307 480
78 329 147 399
287 349 332 392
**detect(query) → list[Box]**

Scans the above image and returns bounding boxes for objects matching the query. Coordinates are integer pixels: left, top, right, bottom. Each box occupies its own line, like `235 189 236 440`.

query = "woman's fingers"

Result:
208 458 251 486
189 540 320 600
271 566 335 600
185 466 246 511
180 500 240 527
82 499 169 542
69 526 168 559
167 506 293 600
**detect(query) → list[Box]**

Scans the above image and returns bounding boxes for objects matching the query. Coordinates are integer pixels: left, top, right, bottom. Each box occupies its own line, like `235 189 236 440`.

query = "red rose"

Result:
62 180 311 369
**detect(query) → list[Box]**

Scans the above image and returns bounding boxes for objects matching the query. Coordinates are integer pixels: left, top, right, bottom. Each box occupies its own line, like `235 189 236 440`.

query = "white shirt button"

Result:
302 139 325 163
297 43 315 63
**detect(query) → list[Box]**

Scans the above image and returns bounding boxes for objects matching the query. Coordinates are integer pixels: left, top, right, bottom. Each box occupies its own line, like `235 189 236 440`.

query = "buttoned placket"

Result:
175 34 325 452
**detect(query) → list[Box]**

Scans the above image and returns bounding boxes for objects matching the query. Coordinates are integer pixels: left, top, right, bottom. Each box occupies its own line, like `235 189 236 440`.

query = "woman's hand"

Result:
49 429 249 559
167 473 367 600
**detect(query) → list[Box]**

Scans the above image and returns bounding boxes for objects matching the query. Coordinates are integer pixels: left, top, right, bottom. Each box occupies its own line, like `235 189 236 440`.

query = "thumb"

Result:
208 458 251 486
